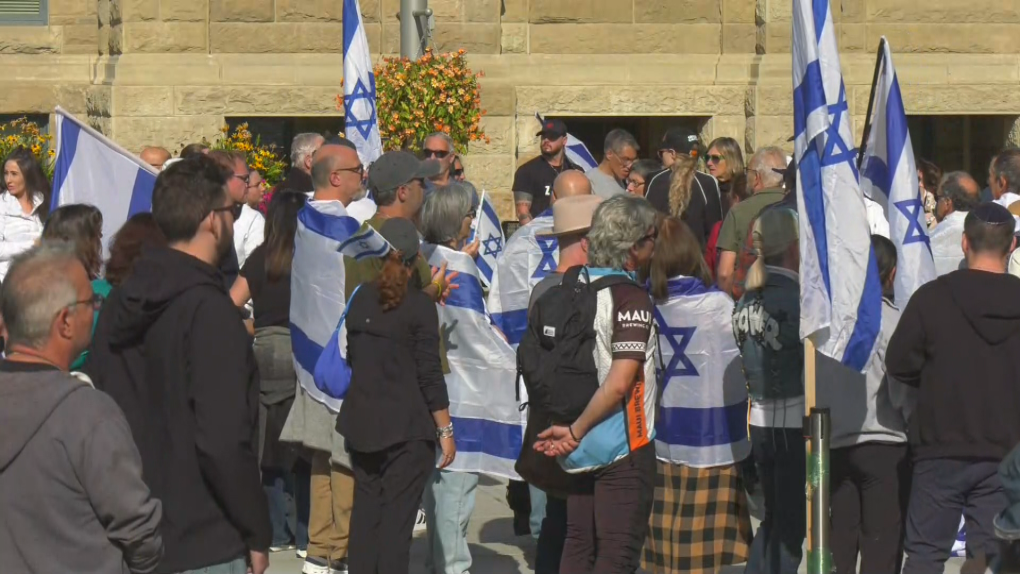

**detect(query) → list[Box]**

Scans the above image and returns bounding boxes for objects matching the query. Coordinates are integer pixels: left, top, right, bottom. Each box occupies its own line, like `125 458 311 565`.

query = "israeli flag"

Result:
860 39 935 306
290 201 390 412
343 0 382 166
535 113 597 171
469 191 504 287
653 277 750 467
423 243 526 479
488 213 558 347
793 0 883 371
51 107 156 257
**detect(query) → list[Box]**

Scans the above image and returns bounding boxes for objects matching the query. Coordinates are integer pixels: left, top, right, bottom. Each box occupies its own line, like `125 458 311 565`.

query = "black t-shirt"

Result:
239 244 291 329
512 155 582 216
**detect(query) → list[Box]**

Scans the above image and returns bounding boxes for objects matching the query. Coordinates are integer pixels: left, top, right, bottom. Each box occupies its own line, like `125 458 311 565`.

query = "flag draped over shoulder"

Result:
51 107 157 257
343 0 382 166
423 244 526 479
535 113 597 172
470 191 505 287
290 201 390 412
792 0 883 371
652 277 750 467
487 214 559 348
860 39 935 306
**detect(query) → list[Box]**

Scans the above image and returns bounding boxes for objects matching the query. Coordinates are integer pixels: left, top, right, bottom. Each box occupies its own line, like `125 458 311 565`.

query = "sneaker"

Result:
330 559 349 574
270 543 296 552
413 506 427 533
302 557 331 574
296 548 308 560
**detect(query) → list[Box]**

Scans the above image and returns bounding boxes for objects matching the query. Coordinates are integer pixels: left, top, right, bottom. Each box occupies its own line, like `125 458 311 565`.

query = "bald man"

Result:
140 146 171 171
551 169 593 203
309 144 367 207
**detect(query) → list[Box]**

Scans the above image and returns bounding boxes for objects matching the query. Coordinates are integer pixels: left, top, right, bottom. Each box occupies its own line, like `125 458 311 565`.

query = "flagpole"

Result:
469 190 486 243
856 36 888 169
804 337 832 574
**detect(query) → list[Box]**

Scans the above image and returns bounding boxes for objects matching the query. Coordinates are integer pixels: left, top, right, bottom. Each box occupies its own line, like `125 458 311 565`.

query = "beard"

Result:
352 184 369 202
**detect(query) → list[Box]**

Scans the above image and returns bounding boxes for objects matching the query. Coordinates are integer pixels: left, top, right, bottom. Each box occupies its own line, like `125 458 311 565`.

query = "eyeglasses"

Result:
626 179 646 188
231 173 250 185
424 148 451 159
706 154 724 164
452 168 464 178
67 293 105 312
465 209 477 219
335 164 365 177
212 203 244 220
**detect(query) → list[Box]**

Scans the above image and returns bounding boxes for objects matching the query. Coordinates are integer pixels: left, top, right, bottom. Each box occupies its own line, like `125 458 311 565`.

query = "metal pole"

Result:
399 0 429 59
807 407 832 574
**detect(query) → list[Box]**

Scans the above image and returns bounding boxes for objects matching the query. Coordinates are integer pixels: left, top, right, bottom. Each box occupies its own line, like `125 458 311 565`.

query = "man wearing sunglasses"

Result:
421 132 459 194
513 119 584 225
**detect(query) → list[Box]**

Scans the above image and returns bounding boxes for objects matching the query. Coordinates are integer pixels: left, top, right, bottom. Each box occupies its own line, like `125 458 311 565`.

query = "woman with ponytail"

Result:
337 217 455 574
645 127 724 247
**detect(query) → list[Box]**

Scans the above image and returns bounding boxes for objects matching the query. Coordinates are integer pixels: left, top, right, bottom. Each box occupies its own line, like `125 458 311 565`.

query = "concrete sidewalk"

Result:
267 475 968 574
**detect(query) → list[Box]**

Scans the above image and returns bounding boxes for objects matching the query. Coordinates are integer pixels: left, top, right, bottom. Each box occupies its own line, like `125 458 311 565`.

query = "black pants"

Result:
561 443 656 574
536 495 567 574
903 458 1006 574
830 442 910 574
348 440 435 574
747 426 806 574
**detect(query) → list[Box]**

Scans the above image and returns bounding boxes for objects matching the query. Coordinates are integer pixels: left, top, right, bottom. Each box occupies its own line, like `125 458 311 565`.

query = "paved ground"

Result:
267 475 968 574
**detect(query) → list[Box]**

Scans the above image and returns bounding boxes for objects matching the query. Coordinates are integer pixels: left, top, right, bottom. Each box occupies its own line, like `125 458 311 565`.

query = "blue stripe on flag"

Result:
884 75 909 191
492 308 528 346
799 147 831 297
299 204 362 242
450 416 522 459
655 402 748 447
793 61 827 144
50 116 82 207
476 255 494 285
812 0 828 42
843 253 883 370
128 169 156 216
444 272 487 315
290 321 324 376
342 0 359 54
665 277 719 298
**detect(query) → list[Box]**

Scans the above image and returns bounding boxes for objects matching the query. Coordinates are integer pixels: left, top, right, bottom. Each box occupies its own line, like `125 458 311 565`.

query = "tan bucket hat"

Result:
537 195 604 238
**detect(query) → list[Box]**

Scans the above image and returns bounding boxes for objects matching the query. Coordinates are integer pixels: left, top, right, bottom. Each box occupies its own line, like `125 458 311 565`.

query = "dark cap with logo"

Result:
536 119 568 139
659 127 701 156
367 150 441 193
379 217 421 264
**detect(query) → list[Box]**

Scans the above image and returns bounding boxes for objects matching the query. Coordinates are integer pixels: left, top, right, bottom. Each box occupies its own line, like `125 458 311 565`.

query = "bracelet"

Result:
436 423 454 439
568 424 580 442
432 279 444 294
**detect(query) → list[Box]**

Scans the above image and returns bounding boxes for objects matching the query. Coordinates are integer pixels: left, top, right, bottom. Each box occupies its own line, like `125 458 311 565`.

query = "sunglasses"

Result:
424 149 451 159
706 154 724 164
452 168 465 178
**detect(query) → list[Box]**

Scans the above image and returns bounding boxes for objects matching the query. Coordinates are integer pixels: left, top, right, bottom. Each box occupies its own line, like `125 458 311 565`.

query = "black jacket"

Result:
336 282 449 453
85 247 271 573
645 169 723 247
277 167 314 194
886 269 1020 462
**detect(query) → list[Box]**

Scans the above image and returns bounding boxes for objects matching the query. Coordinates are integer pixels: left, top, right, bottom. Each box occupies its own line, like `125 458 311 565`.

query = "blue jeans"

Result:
176 557 247 574
746 426 806 574
530 485 547 540
423 469 478 574
997 443 1020 539
262 461 311 549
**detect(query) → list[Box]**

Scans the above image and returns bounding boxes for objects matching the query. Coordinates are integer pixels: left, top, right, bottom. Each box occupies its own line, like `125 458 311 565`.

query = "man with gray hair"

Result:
278 132 326 194
931 171 982 276
422 132 459 192
0 243 163 574
990 148 1020 210
586 128 639 199
716 146 788 296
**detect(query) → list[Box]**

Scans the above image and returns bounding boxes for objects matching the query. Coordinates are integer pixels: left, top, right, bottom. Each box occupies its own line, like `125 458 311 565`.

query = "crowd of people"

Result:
2 117 1020 574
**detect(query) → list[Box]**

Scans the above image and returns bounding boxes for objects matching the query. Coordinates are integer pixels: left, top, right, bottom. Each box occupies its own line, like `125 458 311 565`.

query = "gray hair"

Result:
425 132 455 152
747 146 787 188
587 195 658 270
993 148 1020 196
604 128 639 155
291 132 325 166
941 171 981 212
1 242 82 350
420 182 474 245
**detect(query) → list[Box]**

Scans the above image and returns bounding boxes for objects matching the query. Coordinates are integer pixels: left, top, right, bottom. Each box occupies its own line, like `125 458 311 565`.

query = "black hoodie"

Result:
85 247 271 573
886 269 1020 462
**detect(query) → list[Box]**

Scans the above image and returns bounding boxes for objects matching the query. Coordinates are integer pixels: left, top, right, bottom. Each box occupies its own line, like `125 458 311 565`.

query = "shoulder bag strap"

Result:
334 284 364 333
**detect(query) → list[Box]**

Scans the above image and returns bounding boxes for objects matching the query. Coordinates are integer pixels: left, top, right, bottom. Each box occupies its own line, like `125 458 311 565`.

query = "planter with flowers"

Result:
205 123 288 213
0 117 55 180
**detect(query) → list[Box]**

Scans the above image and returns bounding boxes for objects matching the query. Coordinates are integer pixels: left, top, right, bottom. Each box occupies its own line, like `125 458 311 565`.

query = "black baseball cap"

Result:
367 150 441 193
659 127 701 156
379 217 421 264
537 119 568 139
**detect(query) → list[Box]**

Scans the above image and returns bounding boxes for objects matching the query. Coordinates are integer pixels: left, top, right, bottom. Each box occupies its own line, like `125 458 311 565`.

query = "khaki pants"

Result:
307 451 355 562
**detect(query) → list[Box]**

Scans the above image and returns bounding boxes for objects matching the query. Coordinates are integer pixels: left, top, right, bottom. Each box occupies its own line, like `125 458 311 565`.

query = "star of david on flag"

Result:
343 0 382 165
533 237 558 279
653 308 698 385
470 190 505 287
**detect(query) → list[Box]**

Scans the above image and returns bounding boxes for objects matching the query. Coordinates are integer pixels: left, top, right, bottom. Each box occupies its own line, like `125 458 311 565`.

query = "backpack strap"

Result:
333 284 364 333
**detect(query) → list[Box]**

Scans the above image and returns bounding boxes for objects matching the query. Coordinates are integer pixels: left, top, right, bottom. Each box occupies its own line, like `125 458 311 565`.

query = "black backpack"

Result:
516 265 639 425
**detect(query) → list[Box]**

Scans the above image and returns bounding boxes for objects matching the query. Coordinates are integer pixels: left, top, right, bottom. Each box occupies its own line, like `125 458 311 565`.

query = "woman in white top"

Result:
0 149 49 280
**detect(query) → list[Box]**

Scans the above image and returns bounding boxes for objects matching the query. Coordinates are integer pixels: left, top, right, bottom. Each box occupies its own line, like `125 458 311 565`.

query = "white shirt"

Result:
865 196 890 238
0 192 44 281
233 204 265 269
930 210 967 276
303 192 376 224
995 191 1020 209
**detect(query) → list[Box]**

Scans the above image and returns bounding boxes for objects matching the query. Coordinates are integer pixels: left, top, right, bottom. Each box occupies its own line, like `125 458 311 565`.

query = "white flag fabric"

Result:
535 113 597 172
469 191 505 287
290 201 390 412
793 0 883 371
488 213 559 347
652 277 750 467
860 39 936 306
51 107 157 257
423 244 526 479
343 0 382 166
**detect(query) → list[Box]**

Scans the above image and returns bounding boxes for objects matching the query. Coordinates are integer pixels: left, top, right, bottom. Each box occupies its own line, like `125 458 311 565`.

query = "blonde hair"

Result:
667 154 698 217
707 137 745 183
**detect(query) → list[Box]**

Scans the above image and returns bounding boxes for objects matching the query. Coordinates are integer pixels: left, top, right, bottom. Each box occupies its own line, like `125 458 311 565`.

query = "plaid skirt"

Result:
641 460 753 574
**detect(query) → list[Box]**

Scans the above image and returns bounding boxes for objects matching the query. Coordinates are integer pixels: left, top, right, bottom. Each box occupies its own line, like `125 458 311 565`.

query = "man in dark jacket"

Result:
277 132 325 194
0 243 163 574
888 202 1020 574
86 155 272 574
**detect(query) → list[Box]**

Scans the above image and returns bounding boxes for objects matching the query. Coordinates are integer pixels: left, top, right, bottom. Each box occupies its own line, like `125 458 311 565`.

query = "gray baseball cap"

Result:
378 217 421 264
368 151 441 193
